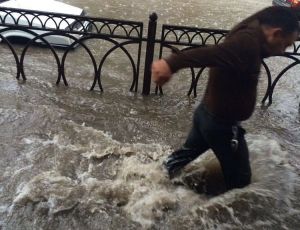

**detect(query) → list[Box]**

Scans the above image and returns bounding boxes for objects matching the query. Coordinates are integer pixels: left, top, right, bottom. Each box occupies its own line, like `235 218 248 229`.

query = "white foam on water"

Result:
265 62 300 120
247 134 291 182
0 205 9 213
9 165 33 181
124 190 178 227
183 134 299 229
116 147 208 227
0 108 28 125
1 1 298 228
12 172 79 215
81 178 133 208
5 121 299 228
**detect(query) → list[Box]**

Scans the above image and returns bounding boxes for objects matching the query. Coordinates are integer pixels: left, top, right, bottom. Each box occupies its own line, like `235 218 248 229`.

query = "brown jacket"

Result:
165 20 269 121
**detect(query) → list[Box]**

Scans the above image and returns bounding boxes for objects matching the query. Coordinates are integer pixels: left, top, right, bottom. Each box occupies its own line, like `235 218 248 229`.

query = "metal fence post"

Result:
142 12 158 95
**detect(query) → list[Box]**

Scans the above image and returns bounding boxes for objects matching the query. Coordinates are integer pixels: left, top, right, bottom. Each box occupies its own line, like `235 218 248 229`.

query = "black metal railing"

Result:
0 7 143 92
0 7 299 107
0 7 143 37
157 24 228 96
261 46 300 106
156 24 300 107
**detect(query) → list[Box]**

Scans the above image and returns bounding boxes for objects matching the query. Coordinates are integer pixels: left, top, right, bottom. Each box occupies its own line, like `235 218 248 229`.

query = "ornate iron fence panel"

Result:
0 7 299 107
157 24 300 107
0 7 143 92
157 24 228 97
261 43 300 107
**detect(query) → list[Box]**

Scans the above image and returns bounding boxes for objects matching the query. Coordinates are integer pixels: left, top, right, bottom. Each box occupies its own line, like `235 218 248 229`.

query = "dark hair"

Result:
230 6 299 35
256 6 299 34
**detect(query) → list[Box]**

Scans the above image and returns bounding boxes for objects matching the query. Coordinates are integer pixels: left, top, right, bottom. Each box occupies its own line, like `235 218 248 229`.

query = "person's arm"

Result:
151 31 259 86
165 32 259 73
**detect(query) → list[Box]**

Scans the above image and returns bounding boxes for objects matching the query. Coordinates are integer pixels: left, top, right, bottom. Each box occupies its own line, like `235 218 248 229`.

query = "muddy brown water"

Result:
0 0 300 229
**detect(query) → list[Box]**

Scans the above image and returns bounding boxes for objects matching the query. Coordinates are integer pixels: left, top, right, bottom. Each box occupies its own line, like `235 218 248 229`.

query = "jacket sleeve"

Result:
164 32 260 73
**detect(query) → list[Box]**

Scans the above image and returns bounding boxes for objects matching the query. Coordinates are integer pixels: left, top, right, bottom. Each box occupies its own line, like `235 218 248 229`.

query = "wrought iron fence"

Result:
0 6 143 92
156 23 300 107
157 24 228 96
261 45 300 106
0 7 299 107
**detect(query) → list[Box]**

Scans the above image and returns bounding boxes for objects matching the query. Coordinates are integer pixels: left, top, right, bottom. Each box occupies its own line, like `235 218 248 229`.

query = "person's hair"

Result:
230 6 299 35
256 6 299 34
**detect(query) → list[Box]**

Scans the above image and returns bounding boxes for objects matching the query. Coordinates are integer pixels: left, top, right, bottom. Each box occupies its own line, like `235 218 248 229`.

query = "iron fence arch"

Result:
18 30 62 82
261 55 300 106
157 24 300 107
0 7 299 108
0 6 143 92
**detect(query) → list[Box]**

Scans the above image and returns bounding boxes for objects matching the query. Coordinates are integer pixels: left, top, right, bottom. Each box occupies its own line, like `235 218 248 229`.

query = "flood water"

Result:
0 0 300 229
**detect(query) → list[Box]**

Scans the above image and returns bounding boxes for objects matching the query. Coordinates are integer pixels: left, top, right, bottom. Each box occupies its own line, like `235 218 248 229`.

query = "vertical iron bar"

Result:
134 23 144 92
142 12 157 95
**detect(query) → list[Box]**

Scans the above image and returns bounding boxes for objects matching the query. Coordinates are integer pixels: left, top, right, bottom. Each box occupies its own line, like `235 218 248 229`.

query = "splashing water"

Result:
1 121 298 229
0 0 300 229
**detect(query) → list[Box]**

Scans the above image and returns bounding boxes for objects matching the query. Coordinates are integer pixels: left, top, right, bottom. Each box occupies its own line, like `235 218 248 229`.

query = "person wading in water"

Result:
151 6 299 192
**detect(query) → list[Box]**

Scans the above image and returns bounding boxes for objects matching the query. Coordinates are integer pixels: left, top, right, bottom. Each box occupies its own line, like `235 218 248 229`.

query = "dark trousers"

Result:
164 104 251 190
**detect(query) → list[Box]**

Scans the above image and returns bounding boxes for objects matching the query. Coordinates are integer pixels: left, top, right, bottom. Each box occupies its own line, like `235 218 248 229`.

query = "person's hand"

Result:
151 59 172 86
